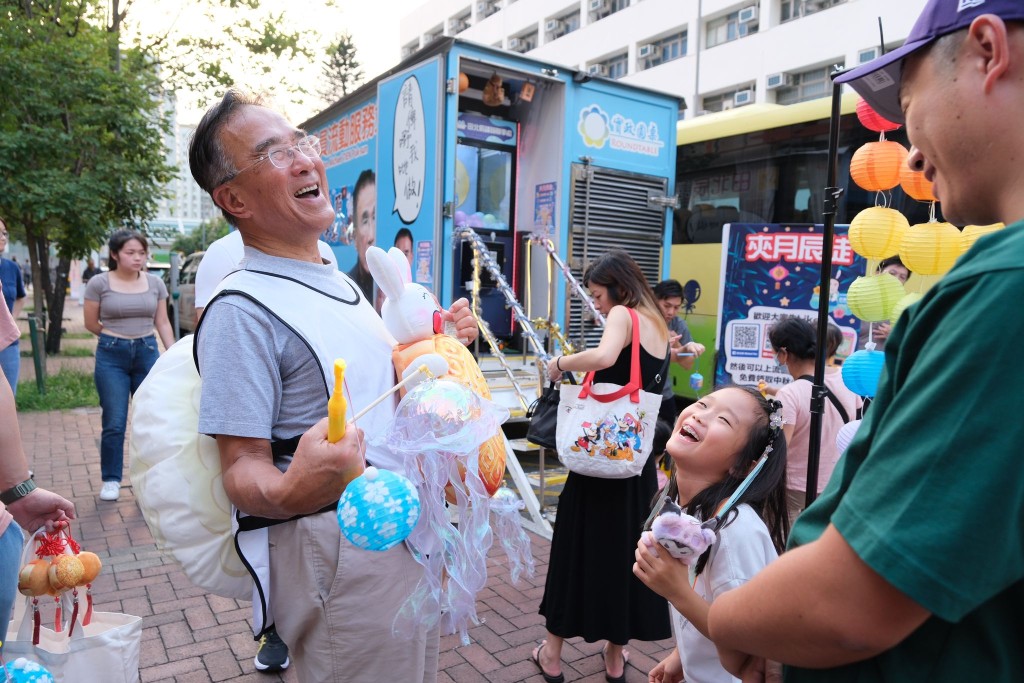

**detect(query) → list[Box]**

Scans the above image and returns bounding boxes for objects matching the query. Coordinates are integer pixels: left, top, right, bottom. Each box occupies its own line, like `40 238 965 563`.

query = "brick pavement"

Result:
14 303 675 682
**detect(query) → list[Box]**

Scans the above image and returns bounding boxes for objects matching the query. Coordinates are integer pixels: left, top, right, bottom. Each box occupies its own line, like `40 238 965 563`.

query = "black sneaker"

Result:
254 628 290 672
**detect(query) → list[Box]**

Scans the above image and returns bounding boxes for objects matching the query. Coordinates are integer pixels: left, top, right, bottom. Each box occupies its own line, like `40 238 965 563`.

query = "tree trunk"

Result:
45 256 70 354
25 228 46 318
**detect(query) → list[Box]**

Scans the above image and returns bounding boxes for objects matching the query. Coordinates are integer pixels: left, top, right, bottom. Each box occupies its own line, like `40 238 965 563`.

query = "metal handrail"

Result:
526 232 606 327
456 227 547 412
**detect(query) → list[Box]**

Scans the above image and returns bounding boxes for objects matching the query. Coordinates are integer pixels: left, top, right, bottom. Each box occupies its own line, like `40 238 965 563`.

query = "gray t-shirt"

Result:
84 272 167 338
196 249 348 445
663 316 694 400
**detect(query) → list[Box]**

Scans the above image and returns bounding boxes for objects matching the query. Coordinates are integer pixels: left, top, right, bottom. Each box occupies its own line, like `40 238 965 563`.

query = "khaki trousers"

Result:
268 511 439 682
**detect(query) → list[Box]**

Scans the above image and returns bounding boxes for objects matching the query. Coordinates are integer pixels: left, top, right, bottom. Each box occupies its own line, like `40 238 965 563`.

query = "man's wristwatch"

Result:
0 479 36 505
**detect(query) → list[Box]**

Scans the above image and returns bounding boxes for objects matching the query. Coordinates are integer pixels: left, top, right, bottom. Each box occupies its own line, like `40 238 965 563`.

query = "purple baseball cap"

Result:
836 0 1024 124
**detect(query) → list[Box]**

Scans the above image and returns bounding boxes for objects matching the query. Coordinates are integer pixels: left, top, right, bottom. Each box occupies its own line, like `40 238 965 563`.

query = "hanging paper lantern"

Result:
849 141 908 192
842 349 886 398
3 658 55 683
848 207 910 259
835 419 863 455
458 72 470 93
847 274 905 322
856 98 901 133
899 221 962 275
960 223 1005 254
337 466 421 552
898 165 937 202
889 291 923 322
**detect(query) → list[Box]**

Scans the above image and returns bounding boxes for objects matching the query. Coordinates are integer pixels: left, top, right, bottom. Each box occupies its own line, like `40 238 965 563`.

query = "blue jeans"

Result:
0 340 19 397
94 334 159 483
0 521 24 652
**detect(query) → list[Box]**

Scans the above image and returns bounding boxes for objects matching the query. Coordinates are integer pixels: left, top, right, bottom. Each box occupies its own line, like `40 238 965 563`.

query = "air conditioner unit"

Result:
476 1 493 16
765 72 792 89
858 47 879 64
720 100 735 111
738 6 759 23
589 0 609 13
734 89 754 106
588 63 608 77
545 19 564 33
638 44 661 60
448 17 468 33
508 37 523 50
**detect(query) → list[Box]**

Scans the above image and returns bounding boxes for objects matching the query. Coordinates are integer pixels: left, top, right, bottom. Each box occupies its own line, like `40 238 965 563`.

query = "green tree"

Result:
319 32 363 102
171 217 230 256
0 0 175 353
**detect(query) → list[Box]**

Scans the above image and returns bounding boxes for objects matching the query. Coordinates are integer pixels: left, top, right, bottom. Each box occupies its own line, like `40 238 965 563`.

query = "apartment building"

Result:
400 0 923 117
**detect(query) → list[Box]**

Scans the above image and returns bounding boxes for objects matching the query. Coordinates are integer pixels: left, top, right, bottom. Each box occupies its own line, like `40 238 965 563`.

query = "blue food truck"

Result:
303 37 680 364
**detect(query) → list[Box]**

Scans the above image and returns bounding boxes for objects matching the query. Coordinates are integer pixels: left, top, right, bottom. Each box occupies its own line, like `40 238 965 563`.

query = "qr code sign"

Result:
729 323 761 358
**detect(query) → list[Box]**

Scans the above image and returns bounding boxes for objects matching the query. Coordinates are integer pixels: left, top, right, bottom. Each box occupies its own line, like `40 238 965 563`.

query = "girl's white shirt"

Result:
670 503 779 683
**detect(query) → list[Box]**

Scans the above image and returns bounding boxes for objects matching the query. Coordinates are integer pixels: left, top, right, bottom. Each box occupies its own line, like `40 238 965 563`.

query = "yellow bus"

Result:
667 93 935 400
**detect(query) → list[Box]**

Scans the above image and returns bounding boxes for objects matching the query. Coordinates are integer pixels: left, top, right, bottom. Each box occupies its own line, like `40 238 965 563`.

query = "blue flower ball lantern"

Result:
337 466 421 552
842 348 886 398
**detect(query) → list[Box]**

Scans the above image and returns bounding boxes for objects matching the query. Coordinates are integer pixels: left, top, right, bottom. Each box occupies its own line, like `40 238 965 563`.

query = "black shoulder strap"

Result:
645 343 673 393
797 375 850 424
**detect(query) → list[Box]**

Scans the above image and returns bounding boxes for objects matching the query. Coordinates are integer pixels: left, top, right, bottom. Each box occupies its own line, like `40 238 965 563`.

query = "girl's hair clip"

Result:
768 408 784 431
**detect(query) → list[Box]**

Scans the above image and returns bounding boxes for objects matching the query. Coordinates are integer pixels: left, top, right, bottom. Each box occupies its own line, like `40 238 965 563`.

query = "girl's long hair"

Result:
653 386 790 576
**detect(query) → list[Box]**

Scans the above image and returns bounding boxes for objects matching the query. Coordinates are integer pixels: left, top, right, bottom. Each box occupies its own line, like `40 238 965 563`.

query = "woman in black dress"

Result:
533 250 671 683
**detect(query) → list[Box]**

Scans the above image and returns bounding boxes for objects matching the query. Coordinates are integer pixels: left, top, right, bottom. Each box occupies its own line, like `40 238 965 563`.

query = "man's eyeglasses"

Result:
219 134 321 185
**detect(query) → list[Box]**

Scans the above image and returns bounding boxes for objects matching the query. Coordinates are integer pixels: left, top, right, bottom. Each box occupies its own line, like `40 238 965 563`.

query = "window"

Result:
509 31 538 53
706 11 757 49
781 0 846 23
639 29 687 70
603 52 629 79
590 0 629 22
774 65 840 105
546 10 581 40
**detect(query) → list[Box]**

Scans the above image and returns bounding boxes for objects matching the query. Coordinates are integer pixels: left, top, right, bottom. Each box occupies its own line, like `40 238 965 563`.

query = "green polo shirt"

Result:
786 221 1024 682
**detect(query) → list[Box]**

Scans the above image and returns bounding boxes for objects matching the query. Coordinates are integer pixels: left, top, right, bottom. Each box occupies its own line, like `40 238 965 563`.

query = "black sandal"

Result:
530 641 565 683
602 643 629 683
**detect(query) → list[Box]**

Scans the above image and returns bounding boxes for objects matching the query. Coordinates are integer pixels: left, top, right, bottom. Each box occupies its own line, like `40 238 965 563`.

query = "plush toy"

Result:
642 497 717 566
366 245 506 496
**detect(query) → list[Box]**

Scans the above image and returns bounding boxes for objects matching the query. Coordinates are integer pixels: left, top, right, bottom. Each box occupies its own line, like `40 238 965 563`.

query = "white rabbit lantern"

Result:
366 246 507 496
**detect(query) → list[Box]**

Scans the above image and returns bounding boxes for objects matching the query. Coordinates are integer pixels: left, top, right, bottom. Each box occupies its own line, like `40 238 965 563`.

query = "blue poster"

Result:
714 224 866 391
310 97 378 271
377 57 443 285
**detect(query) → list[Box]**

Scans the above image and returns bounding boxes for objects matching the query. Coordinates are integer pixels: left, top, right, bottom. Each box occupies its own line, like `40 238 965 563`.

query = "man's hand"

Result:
872 322 892 344
717 647 783 683
7 488 75 533
441 298 479 345
282 417 366 512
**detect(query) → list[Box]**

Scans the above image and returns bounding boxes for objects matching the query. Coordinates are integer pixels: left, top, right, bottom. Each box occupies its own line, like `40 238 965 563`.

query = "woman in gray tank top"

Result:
84 230 174 502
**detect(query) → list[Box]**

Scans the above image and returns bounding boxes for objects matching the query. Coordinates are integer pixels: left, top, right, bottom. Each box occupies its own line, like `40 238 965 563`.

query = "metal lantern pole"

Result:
806 74 845 510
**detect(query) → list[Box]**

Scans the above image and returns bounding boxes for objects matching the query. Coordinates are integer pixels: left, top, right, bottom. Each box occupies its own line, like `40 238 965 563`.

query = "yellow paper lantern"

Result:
960 223 1005 255
850 141 908 192
847 274 906 322
898 165 936 202
890 291 923 322
849 207 910 259
899 221 962 275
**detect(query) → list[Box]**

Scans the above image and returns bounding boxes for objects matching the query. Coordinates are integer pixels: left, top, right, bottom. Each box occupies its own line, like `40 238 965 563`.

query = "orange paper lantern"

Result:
856 98 901 133
899 221 962 275
960 223 1005 254
898 165 936 202
850 141 908 192
849 206 910 259
458 72 470 93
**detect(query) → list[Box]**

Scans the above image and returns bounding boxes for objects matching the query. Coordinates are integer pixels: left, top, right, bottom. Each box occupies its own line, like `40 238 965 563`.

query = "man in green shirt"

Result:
703 1 1024 681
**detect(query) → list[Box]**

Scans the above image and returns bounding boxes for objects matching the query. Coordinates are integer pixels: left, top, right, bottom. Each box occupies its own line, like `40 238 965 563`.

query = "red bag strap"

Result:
578 308 643 404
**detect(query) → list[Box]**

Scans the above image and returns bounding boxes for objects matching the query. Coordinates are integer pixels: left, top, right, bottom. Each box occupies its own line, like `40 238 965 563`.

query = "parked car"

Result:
168 251 204 336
